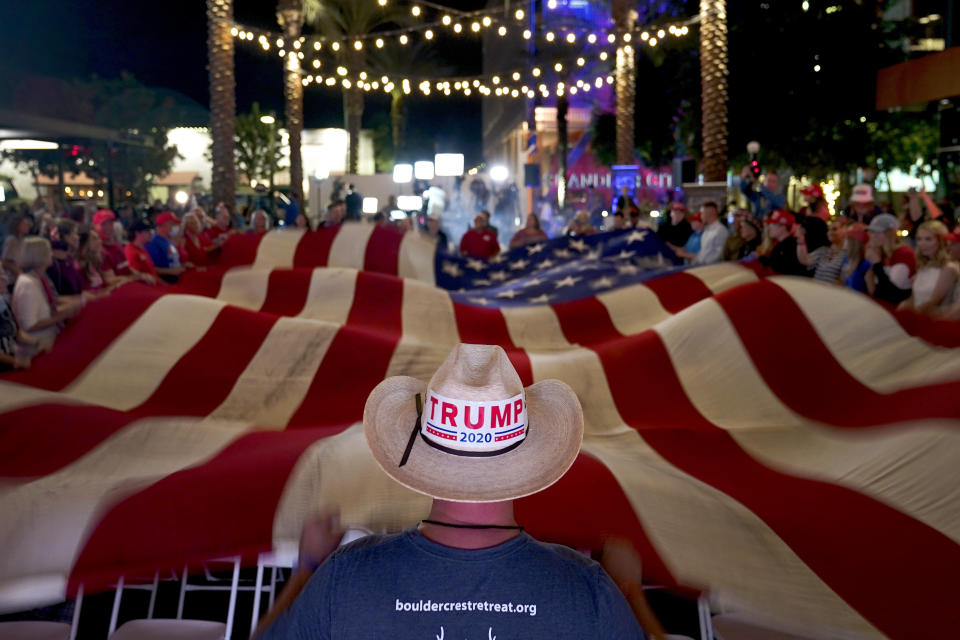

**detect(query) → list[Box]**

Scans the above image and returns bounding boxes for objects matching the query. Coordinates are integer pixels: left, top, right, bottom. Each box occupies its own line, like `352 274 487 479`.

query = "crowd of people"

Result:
0 197 241 370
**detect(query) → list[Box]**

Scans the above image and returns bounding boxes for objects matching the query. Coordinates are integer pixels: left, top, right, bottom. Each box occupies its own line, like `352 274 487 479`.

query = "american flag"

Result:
1 223 958 639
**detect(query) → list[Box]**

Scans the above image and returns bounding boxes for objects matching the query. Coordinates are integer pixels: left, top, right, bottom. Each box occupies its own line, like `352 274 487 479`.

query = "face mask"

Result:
170 226 180 238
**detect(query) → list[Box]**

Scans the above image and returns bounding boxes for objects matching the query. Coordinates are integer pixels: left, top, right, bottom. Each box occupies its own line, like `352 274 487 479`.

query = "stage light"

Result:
393 163 413 183
489 165 509 182
415 160 435 180
363 197 379 214
397 195 423 210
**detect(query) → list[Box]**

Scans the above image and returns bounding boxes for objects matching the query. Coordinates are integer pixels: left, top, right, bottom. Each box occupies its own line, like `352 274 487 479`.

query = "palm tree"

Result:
611 0 636 165
207 0 236 209
277 0 305 204
699 0 728 181
303 0 407 174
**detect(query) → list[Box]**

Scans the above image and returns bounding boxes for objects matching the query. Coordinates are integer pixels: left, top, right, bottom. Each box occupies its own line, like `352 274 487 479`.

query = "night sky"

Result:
0 0 490 164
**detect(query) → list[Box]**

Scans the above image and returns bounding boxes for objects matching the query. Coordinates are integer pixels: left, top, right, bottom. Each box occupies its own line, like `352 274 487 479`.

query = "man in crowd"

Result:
320 200 346 227
657 202 692 248
256 344 646 639
460 213 500 259
423 213 449 253
344 184 363 221
759 209 807 276
845 184 881 224
480 209 499 239
93 209 154 285
740 168 785 220
145 211 185 283
124 219 159 283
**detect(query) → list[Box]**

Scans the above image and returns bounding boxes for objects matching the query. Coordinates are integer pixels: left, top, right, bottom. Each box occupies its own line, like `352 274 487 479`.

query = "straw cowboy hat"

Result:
364 344 583 503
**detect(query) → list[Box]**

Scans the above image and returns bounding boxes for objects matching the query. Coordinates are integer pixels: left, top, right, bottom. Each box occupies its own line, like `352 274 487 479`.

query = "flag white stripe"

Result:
398 232 438 284
297 268 359 324
252 229 305 269
597 282 670 336
0 381 84 414
328 223 375 270
686 263 759 293
216 267 272 311
63 296 226 410
502 305 572 350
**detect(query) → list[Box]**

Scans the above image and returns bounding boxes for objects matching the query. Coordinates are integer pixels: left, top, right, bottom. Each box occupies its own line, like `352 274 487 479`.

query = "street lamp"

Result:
260 115 276 125
489 165 509 182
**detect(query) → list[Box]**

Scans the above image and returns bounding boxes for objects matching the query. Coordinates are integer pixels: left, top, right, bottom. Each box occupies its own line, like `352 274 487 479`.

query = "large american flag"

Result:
1 223 958 639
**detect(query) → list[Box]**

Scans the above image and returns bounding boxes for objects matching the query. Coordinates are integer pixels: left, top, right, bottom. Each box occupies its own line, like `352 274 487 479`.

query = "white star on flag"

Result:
441 261 463 277
585 249 601 260
467 297 490 305
529 293 552 303
489 271 509 282
591 276 615 289
539 259 555 269
554 275 581 288
522 277 545 288
616 250 636 260
616 263 640 276
490 254 506 264
466 258 487 272
509 259 530 270
495 289 519 299
568 238 588 252
473 278 492 286
526 243 546 255
553 248 573 259
626 230 649 244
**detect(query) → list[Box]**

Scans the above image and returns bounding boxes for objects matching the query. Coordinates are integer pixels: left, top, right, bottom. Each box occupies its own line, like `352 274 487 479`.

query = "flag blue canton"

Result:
435 228 684 307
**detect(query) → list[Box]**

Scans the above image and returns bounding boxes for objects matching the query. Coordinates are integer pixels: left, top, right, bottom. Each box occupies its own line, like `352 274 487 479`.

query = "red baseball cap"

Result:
92 209 116 226
841 222 868 244
156 211 181 227
765 209 795 227
946 230 960 245
800 184 824 198
687 212 703 223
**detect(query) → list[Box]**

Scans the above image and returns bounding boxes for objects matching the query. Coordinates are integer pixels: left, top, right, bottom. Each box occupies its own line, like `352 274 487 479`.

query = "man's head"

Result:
688 212 704 233
363 344 584 503
326 200 345 225
811 197 830 221
764 172 780 193
215 205 231 229
155 211 180 239
765 209 795 241
251 209 270 233
473 213 486 230
92 209 117 243
866 212 899 248
800 183 824 203
129 218 153 246
850 184 875 218
612 211 626 229
669 202 687 224
699 201 719 224
479 210 491 226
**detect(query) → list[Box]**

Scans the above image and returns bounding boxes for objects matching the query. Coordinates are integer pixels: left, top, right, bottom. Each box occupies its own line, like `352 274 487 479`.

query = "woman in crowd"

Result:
796 216 837 281
566 210 596 236
0 268 38 369
251 209 271 233
898 220 958 314
2 213 33 277
294 212 311 230
510 213 548 248
46 219 85 297
864 213 915 305
731 216 762 260
841 223 869 292
124 219 160 284
12 237 84 352
181 212 215 268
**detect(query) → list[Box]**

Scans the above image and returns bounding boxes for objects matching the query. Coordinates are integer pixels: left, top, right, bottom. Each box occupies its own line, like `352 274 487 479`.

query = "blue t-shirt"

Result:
682 230 702 259
260 528 645 640
145 234 180 269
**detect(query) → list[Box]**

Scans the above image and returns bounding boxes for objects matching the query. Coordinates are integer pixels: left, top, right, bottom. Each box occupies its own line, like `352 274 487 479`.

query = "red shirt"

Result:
886 245 917 277
183 234 210 267
101 242 132 276
124 243 158 279
459 228 500 259
203 226 230 244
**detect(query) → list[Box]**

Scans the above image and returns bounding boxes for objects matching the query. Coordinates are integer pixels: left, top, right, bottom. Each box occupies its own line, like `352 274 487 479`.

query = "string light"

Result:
375 38 384 48
313 41 321 50
554 62 563 71
566 32 576 43
546 31 555 41
623 33 631 42
599 51 608 60
587 33 597 43
399 34 408 44
331 41 340 51
607 33 616 43
482 16 492 27
515 9 524 20
411 5 420 17
293 39 301 49
522 29 531 39
512 71 520 81
471 22 480 32
648 37 658 46
453 23 462 33
377 0 386 5
576 57 585 66
442 15 451 25
498 26 507 36
354 40 363 50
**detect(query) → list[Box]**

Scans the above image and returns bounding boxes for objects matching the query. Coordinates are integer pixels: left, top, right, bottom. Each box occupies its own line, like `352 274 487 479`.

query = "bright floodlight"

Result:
397 195 423 210
0 139 59 150
362 197 379 214
434 153 464 176
489 165 509 182
746 141 760 154
393 163 413 183
314 164 329 180
260 115 276 125
414 160 435 180
174 191 189 205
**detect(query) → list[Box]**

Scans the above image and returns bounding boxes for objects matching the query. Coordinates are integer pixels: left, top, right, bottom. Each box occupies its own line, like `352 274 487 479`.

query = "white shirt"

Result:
12 271 58 350
692 220 728 265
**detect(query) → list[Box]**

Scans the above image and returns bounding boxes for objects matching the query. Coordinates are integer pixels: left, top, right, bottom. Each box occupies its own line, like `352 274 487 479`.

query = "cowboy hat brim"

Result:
364 376 583 503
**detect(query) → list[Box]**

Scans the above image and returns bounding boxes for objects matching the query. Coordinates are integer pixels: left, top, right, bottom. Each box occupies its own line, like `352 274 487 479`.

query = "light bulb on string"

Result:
375 38 384 48
492 75 500 84
278 49 285 57
515 9 524 20
399 34 409 44
472 79 480 87
359 71 367 80
231 27 239 36
599 51 608 60
293 39 301 49
512 71 520 81
354 40 362 50
482 16 491 27
312 59 321 68
522 29 531 39
623 33 631 42
453 23 462 33
331 41 340 51
648 37 657 46
587 33 597 43
442 15 451 25
464 87 471 96
313 41 321 50
532 67 541 77
471 22 480 32
640 31 649 40
337 66 347 76
569 86 577 95
545 31 555 41
607 33 615 43
297 51 304 59
657 29 665 38
425 29 434 39
594 77 602 88
554 62 563 71
576 56 585 66
276 38 284 48
411 5 420 16
606 75 613 84
342 79 352 88
377 0 386 5
566 32 576 43
498 26 506 36
547 0 557 7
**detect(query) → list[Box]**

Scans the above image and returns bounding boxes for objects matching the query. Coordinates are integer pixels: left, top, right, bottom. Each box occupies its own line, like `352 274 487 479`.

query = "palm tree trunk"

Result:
390 90 405 160
557 94 569 208
343 48 365 174
612 0 636 165
207 0 236 211
278 1 304 204
700 0 729 182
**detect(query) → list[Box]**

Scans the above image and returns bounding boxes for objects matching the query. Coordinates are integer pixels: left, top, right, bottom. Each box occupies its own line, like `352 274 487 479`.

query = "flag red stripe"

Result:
292 227 338 267
259 269 314 316
452 303 533 387
216 232 264 267
67 426 340 595
889 308 960 349
171 266 228 298
551 297 621 346
594 329 960 639
717 281 960 425
286 272 404 427
0 404 138 478
363 226 404 275
0 285 161 391
642 272 714 314
129 306 279 418
518 451 681 590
